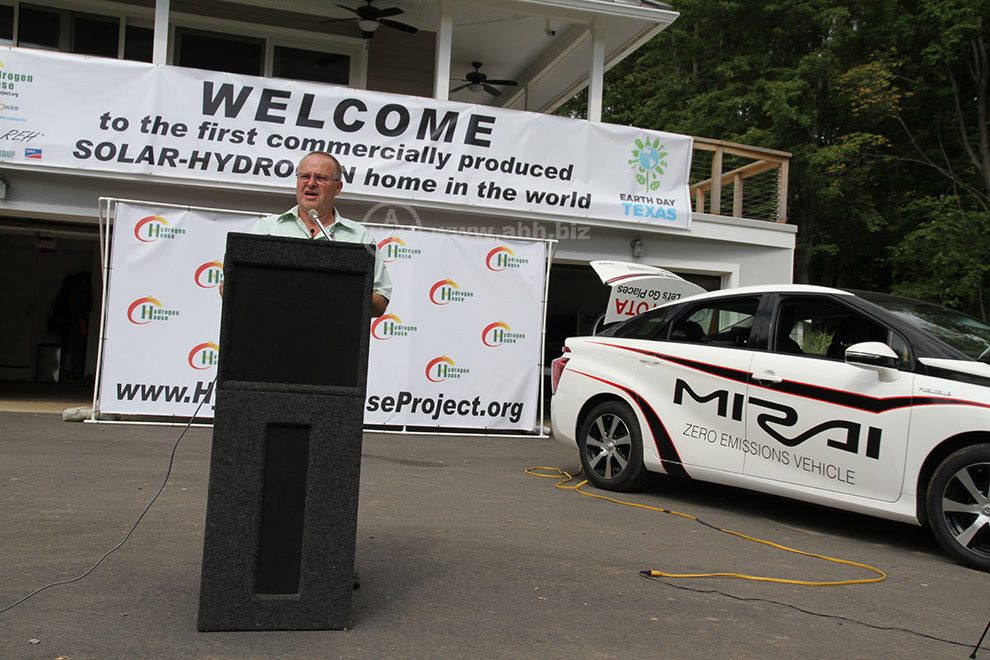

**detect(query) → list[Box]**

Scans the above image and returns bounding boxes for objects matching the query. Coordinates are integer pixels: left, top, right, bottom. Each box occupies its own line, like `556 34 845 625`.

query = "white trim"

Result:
587 17 604 122
11 0 152 20
115 12 124 59
263 35 273 77
644 258 741 289
538 239 556 431
98 196 270 218
433 0 453 101
521 0 679 22
85 418 214 428
351 40 368 89
152 0 168 64
92 196 113 418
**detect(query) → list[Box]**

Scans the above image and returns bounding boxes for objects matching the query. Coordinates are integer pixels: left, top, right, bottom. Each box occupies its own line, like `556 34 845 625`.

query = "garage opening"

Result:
0 220 101 384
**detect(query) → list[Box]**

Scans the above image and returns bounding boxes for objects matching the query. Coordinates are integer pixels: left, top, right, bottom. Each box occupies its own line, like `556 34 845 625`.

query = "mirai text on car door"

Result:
745 296 913 502
627 296 762 476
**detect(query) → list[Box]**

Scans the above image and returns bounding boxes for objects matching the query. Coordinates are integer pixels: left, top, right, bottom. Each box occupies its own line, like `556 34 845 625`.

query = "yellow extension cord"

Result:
525 466 887 587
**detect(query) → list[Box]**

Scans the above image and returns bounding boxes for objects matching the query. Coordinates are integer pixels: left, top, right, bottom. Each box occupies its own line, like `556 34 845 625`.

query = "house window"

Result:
273 45 350 86
17 4 60 50
70 12 119 58
2 3 362 86
175 27 264 76
124 24 153 63
11 3 150 61
0 5 13 46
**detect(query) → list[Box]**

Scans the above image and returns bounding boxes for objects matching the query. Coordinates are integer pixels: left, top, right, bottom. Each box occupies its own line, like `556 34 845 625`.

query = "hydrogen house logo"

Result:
481 321 527 347
133 214 187 243
127 296 179 325
188 342 219 370
425 355 470 383
194 261 224 288
429 279 474 305
0 60 36 98
629 136 668 193
371 313 418 340
485 245 529 271
377 235 422 264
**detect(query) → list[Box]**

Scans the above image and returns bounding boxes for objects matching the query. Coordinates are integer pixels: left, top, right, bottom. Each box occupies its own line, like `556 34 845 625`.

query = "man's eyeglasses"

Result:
297 173 341 185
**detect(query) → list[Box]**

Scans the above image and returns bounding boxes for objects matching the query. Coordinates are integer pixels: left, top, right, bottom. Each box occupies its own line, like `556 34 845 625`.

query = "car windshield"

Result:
857 291 990 362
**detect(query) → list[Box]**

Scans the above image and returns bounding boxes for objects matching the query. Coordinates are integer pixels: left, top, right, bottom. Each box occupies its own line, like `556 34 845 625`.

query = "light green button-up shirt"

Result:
252 205 393 300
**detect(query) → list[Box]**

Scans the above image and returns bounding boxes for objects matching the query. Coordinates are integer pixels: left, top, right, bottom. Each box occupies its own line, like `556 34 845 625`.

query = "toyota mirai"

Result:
550 285 990 570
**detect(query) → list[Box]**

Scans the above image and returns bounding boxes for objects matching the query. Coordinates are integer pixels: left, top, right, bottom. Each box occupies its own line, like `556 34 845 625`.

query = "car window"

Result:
608 306 675 340
774 297 910 367
667 297 759 348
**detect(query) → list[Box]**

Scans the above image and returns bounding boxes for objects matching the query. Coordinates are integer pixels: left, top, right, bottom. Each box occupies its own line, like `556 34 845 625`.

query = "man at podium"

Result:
252 151 392 317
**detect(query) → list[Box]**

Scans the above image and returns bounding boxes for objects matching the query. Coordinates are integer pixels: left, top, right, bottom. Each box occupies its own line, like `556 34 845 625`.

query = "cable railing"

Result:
690 137 791 223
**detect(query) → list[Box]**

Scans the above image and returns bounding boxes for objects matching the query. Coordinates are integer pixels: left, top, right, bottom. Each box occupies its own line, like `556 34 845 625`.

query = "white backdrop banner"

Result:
0 48 693 230
364 227 547 430
98 202 260 417
98 202 548 431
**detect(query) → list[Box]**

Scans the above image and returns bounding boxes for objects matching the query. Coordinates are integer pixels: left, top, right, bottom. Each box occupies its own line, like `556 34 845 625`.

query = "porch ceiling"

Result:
224 0 679 112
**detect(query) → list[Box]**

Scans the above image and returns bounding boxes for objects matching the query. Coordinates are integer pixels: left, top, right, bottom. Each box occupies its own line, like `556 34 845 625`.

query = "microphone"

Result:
308 209 334 241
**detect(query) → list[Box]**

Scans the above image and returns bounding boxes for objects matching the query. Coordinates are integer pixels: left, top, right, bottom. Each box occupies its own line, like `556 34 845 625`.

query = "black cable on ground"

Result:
641 566 978 653
0 386 213 617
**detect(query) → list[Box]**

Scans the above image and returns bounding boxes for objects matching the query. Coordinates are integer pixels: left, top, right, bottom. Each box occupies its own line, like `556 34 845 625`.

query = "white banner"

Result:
364 228 547 430
98 202 260 417
0 48 693 230
98 201 548 431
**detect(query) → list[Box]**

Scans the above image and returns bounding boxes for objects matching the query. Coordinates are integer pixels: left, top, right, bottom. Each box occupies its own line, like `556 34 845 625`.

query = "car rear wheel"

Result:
926 444 990 571
578 400 647 492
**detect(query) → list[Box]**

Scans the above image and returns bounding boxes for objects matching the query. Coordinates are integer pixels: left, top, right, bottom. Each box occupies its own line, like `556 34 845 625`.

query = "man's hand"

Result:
372 293 388 317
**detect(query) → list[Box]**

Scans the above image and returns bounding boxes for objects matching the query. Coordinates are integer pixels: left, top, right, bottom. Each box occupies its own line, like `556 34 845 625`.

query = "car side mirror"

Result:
845 341 900 382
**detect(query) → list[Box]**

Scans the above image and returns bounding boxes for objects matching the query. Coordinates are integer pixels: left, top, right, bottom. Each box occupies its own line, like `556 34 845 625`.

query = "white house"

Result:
0 0 795 385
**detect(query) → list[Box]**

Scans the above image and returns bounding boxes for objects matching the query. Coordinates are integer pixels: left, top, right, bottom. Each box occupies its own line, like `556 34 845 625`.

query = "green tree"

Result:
564 0 990 314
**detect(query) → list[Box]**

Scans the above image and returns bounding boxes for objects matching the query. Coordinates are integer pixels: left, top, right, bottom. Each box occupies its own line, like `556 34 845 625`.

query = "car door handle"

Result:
639 357 661 366
752 371 782 384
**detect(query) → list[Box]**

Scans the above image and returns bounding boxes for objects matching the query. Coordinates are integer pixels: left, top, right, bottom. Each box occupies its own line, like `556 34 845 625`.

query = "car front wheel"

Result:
926 444 990 571
578 400 647 492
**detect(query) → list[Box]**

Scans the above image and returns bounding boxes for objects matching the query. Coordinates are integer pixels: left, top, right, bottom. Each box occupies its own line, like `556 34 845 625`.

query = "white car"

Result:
551 284 990 570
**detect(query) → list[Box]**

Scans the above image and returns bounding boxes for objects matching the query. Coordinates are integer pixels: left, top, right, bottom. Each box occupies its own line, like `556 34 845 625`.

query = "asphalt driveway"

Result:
0 411 987 659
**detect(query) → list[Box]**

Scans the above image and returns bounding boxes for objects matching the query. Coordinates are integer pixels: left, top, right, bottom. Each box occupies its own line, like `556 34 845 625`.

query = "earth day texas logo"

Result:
629 136 668 192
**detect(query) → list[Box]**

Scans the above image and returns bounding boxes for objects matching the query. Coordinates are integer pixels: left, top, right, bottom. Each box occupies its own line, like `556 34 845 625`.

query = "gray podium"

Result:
197 233 374 631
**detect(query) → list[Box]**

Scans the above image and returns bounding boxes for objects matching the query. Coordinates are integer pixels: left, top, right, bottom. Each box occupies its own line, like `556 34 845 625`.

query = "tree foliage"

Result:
562 0 990 316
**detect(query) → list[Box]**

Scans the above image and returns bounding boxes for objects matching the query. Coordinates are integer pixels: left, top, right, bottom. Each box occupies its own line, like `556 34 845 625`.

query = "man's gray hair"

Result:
298 151 342 180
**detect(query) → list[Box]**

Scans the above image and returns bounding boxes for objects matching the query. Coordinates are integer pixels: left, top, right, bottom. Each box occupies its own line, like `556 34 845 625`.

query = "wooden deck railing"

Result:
690 137 791 223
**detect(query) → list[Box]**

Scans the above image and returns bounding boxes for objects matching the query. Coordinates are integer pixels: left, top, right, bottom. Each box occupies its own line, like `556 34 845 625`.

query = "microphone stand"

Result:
308 209 335 242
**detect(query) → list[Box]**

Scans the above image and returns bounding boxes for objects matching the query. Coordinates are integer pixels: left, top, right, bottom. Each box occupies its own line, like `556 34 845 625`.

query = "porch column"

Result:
433 0 453 101
587 17 605 122
152 0 169 65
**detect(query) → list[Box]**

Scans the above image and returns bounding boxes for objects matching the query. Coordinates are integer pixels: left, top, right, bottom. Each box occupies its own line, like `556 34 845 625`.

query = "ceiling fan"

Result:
322 0 418 39
450 62 518 97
